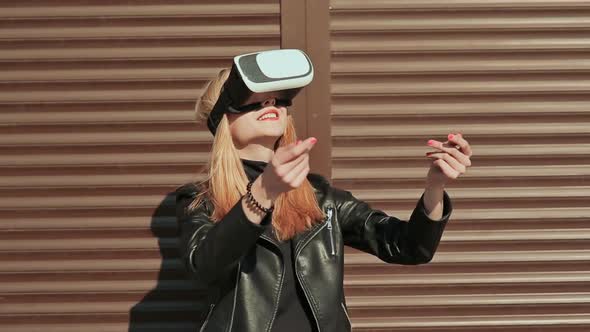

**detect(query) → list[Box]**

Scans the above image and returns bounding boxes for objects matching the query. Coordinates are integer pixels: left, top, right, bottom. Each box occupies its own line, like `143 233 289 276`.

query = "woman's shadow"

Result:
128 189 208 331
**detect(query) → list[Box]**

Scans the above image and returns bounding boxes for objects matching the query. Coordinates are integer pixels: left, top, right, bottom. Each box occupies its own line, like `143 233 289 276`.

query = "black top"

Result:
240 158 316 332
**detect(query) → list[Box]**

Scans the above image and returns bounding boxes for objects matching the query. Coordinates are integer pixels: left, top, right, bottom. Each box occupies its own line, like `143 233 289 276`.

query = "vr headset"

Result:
207 49 314 135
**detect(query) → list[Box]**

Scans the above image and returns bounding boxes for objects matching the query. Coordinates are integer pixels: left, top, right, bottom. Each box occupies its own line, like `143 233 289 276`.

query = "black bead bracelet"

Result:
246 180 274 214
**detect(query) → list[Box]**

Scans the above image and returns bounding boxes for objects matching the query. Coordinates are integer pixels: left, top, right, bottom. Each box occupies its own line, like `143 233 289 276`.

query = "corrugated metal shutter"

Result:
0 1 279 331
330 0 590 331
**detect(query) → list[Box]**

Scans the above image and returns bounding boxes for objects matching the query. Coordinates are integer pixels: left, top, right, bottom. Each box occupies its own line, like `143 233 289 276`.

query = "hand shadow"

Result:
128 189 208 331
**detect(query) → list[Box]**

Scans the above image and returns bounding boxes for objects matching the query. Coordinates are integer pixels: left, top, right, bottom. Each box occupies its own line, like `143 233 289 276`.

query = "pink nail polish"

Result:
448 134 454 140
310 137 317 144
427 140 435 145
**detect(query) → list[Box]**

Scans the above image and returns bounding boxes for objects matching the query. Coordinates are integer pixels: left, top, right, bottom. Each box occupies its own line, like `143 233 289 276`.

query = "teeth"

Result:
258 113 278 120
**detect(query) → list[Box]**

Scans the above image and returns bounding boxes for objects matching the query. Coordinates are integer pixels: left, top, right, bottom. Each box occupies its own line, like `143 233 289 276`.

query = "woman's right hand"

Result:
259 137 318 200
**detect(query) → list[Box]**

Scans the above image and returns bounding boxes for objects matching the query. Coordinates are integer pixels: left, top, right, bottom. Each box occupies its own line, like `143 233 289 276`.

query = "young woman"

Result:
176 68 473 332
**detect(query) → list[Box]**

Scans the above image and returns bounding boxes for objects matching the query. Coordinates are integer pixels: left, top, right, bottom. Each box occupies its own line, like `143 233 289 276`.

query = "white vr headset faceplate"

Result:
234 49 314 93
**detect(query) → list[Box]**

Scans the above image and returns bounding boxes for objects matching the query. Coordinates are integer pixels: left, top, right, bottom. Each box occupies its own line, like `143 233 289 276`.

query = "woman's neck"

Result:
235 139 278 162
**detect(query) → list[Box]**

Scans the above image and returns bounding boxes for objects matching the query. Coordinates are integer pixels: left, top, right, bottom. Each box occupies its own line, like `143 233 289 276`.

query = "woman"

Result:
176 68 473 332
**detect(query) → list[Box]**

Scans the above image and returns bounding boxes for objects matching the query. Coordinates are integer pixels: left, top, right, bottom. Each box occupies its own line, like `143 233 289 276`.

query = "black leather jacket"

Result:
175 173 452 332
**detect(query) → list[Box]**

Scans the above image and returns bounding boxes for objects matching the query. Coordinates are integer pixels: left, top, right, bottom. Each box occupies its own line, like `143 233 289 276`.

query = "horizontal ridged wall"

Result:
330 0 590 331
0 1 280 331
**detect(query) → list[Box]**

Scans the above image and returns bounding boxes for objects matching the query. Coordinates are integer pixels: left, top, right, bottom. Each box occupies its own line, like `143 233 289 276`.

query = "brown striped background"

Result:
0 0 589 331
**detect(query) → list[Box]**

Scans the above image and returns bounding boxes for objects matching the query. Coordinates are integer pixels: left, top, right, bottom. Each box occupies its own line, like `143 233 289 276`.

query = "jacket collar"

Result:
240 158 267 182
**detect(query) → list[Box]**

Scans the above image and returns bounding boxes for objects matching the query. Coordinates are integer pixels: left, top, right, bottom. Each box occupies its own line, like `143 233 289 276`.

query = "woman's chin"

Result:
256 124 285 136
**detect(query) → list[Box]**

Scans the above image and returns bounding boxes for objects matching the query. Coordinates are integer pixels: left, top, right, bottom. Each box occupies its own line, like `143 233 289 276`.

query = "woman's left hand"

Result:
425 132 473 188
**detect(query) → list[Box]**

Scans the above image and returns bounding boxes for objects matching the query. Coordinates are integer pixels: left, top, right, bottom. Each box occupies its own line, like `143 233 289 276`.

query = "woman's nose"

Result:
261 98 276 107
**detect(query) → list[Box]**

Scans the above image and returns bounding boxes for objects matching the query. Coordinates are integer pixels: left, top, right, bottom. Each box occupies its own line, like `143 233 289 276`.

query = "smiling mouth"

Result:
257 110 279 121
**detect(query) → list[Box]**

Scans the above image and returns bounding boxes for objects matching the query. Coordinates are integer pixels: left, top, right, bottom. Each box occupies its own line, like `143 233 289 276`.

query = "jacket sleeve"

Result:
176 184 273 286
332 185 452 265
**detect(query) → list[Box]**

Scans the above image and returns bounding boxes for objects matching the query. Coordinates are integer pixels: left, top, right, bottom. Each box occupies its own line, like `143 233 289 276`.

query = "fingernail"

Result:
296 140 301 145
448 134 454 140
310 137 317 144
427 140 435 145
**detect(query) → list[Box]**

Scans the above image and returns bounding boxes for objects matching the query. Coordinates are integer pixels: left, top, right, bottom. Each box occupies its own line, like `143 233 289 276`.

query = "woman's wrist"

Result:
423 185 444 220
246 180 273 213
241 177 276 225
252 175 279 203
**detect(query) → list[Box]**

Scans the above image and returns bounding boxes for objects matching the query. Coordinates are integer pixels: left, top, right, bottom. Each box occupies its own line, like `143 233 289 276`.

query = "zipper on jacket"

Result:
199 303 215 332
326 207 335 256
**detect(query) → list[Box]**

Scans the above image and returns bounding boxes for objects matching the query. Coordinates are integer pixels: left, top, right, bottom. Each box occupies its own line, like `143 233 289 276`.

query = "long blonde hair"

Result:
188 68 325 241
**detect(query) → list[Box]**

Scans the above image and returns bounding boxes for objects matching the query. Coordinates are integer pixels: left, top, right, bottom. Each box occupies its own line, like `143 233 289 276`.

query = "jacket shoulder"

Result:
306 174 355 206
307 172 332 195
175 182 212 217
174 182 205 203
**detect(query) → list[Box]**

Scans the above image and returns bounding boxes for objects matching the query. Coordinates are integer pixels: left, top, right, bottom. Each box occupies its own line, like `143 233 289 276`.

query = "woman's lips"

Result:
258 112 280 121
257 109 279 121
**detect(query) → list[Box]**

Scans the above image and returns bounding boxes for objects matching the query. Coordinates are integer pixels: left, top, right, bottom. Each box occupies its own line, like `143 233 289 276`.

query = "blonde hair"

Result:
188 68 325 241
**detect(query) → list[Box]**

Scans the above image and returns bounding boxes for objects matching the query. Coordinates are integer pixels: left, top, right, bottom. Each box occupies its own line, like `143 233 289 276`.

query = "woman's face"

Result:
226 99 289 149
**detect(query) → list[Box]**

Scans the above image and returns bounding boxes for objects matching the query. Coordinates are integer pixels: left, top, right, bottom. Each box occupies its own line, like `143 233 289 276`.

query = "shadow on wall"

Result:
128 190 207 331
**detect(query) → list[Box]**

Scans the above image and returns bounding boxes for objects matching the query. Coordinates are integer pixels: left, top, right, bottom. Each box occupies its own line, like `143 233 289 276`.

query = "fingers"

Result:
269 137 315 191
447 133 473 157
283 153 310 186
274 137 317 164
427 137 471 167
278 145 306 168
291 162 311 187
424 132 473 183
431 158 461 179
426 151 467 175
277 150 308 179
274 139 313 175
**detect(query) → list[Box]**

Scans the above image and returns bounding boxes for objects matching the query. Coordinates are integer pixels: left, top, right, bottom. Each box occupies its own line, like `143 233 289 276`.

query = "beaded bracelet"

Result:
246 180 274 214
